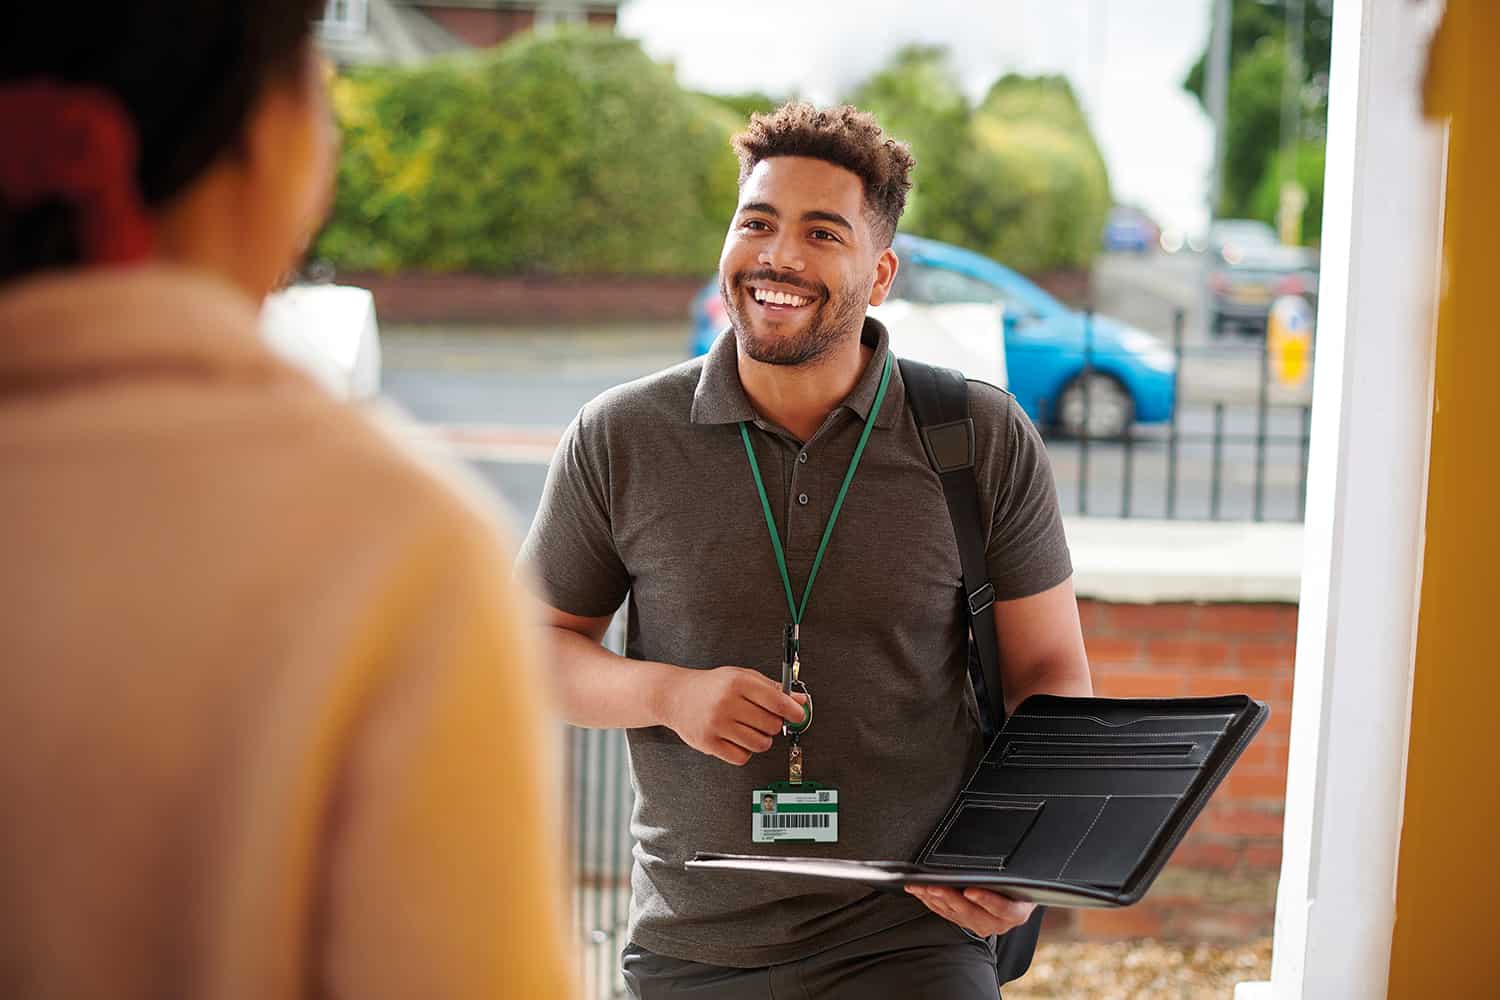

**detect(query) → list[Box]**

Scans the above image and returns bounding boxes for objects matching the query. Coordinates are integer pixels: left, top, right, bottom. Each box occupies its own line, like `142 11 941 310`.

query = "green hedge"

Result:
315 33 1111 278
315 28 740 275
848 52 1112 274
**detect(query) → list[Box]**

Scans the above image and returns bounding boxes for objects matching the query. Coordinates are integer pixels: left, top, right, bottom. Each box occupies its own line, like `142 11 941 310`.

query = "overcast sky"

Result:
618 0 1215 234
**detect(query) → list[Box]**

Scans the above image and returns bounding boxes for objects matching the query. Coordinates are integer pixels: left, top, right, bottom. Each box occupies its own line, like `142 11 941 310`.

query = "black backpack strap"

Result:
899 357 1044 986
896 357 1005 740
888 358 1044 983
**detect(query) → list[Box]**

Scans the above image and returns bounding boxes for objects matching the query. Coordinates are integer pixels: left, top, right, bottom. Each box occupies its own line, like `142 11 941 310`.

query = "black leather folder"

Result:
687 693 1268 908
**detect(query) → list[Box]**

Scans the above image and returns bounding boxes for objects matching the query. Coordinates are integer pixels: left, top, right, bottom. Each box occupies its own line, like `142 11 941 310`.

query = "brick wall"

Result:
420 6 535 48
1044 599 1296 942
1029 266 1093 310
337 271 707 325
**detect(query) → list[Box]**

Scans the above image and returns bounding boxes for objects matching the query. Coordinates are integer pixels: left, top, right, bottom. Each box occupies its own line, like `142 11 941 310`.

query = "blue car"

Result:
1102 206 1159 254
691 234 1177 438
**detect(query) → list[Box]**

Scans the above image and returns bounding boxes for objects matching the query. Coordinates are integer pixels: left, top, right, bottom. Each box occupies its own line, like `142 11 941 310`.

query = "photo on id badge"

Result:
752 782 839 844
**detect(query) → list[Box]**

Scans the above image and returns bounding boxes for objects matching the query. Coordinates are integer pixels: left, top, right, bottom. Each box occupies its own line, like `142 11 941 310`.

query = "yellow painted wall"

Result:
1388 2 1500 995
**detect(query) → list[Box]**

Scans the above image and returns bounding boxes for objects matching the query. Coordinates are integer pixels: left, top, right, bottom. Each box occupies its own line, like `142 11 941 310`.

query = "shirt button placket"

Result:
787 445 815 574
792 449 811 508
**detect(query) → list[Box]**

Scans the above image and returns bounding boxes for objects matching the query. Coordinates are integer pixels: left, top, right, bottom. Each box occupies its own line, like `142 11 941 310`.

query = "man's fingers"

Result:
735 701 789 739
739 672 810 722
907 886 1031 935
725 721 775 754
907 887 973 933
712 740 751 766
962 889 1034 925
931 892 990 933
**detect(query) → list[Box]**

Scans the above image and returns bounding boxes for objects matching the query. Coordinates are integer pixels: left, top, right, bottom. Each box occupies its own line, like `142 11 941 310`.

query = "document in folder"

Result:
687 694 1268 909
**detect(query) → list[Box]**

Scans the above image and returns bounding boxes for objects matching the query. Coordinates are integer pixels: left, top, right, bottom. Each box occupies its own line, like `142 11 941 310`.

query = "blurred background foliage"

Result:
316 27 1113 276
317 28 741 275
848 47 1112 273
1183 0 1332 245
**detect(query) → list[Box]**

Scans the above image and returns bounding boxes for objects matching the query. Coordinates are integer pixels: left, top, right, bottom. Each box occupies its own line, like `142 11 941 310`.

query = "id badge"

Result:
752 780 839 844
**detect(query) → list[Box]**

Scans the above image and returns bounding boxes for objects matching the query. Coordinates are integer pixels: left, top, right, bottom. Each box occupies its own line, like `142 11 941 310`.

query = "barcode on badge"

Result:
761 814 831 829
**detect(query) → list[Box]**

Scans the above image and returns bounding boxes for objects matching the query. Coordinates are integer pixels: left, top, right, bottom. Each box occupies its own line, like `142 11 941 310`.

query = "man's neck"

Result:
737 332 875 443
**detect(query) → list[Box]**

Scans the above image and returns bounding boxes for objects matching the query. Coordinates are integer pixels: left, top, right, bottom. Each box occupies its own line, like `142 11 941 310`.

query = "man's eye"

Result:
742 219 770 231
811 230 840 242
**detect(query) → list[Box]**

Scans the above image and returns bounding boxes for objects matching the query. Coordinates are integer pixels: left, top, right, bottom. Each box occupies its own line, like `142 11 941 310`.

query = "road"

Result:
381 252 1313 528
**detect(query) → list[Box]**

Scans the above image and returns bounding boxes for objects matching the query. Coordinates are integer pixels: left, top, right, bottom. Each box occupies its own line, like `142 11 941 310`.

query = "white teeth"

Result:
752 288 809 307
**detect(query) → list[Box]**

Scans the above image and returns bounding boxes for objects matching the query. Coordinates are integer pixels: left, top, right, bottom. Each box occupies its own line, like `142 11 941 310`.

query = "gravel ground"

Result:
1005 938 1272 999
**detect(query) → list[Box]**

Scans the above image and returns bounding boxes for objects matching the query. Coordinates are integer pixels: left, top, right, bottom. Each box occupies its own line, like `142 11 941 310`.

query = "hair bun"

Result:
0 79 154 267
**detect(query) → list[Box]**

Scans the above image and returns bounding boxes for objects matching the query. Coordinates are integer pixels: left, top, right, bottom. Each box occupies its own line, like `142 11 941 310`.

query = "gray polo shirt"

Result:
520 318 1072 968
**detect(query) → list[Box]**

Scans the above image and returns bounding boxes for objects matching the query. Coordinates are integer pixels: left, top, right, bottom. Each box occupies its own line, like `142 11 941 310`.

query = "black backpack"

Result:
898 357 1046 986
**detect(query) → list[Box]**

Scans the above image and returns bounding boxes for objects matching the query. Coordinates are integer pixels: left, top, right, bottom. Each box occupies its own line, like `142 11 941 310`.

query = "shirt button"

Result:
798 452 808 464
798 493 809 505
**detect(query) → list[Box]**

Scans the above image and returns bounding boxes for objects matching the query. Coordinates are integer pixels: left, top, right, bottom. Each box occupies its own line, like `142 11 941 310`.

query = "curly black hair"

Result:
732 102 915 247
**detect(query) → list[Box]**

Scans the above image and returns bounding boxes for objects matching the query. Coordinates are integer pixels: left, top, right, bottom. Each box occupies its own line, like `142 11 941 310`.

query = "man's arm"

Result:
993 575 1094 709
910 575 1092 936
542 605 806 767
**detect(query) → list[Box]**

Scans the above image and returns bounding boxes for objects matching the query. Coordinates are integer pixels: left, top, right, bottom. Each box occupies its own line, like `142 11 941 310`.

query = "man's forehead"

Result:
738 156 866 213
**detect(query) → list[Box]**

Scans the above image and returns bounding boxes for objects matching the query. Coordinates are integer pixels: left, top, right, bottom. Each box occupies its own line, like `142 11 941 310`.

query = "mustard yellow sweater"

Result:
0 267 575 998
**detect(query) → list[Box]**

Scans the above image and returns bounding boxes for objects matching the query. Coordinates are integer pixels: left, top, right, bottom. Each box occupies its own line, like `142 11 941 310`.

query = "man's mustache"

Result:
732 270 825 298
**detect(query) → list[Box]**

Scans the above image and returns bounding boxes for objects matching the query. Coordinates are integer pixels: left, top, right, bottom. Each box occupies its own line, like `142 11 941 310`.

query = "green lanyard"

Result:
738 352 893 628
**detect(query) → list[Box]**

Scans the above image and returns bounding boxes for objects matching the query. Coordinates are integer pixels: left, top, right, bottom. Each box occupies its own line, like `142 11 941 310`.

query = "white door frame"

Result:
1237 0 1447 996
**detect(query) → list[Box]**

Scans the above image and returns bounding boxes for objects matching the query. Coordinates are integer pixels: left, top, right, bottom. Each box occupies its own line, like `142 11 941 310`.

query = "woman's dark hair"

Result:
0 2 326 281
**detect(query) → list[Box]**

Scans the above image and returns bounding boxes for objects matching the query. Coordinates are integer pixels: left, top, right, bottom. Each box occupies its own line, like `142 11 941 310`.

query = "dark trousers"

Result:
622 913 1002 1000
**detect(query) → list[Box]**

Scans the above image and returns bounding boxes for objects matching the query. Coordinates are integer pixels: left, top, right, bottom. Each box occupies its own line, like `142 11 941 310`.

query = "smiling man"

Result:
521 104 1092 998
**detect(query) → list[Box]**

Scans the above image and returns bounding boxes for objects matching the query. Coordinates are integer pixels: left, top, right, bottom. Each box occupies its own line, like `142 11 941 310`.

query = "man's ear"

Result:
868 245 899 306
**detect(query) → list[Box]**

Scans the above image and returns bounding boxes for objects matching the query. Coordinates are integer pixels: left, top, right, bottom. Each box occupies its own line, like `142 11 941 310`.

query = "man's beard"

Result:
721 269 867 367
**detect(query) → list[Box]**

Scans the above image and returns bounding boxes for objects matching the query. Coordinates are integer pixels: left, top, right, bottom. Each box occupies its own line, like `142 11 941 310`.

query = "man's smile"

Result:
744 282 818 313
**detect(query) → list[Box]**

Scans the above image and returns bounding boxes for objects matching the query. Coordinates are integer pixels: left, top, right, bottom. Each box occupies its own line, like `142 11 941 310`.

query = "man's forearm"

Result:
1002 655 1094 714
545 625 682 730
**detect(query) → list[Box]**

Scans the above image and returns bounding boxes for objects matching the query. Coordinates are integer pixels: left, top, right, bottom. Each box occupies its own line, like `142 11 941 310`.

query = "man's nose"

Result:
758 232 805 272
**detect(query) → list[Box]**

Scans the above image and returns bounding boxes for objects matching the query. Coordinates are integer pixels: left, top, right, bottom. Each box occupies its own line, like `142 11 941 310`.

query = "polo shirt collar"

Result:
689 315 904 430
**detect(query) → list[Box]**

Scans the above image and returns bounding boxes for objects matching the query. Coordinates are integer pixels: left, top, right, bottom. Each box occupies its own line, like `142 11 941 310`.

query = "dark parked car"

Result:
1207 243 1320 336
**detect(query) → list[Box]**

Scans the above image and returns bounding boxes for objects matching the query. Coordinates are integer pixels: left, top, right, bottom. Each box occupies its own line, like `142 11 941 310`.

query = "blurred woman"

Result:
0 6 574 998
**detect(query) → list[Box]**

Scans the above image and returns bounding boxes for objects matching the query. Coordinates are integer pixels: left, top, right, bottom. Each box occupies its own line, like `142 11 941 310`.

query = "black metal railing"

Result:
569 726 632 999
568 616 634 1000
1036 307 1315 523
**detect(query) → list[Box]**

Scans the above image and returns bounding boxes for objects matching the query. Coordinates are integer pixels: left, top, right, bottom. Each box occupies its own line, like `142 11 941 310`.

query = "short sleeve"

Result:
517 405 630 618
982 392 1073 600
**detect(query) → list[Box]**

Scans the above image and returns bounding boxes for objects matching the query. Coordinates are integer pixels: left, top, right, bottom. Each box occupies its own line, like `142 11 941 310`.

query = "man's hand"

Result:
659 666 808 766
904 885 1036 937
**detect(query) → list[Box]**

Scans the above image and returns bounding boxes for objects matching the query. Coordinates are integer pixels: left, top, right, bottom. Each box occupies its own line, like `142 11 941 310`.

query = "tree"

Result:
1251 138 1325 245
846 49 1112 273
846 45 974 237
1220 37 1290 220
316 27 741 275
693 90 790 122
1183 0 1333 238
